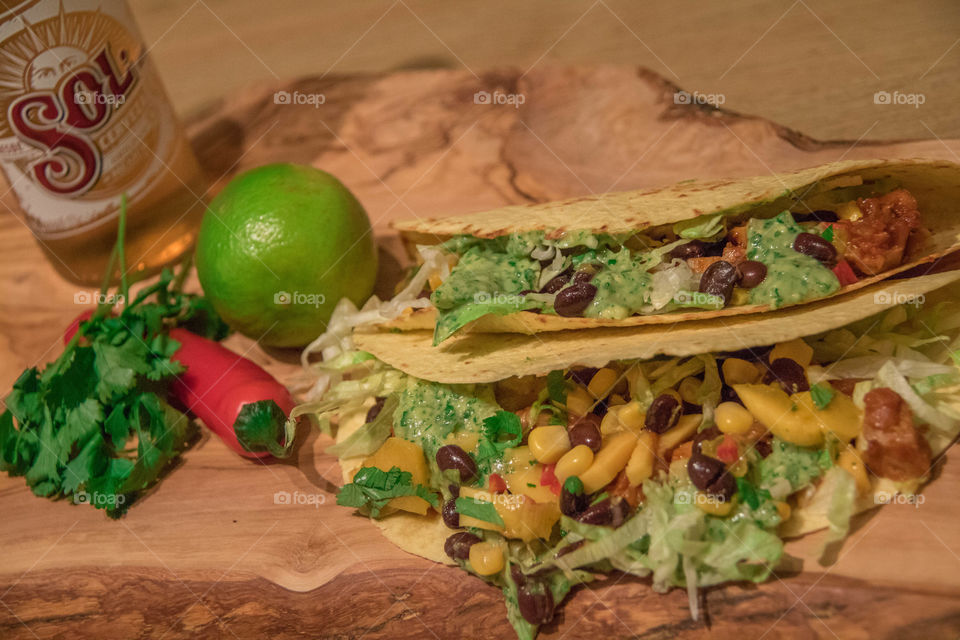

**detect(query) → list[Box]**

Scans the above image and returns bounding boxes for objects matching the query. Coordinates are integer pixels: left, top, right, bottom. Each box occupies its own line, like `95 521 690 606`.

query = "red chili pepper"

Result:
65 311 295 459
488 473 507 493
832 259 859 287
540 463 562 495
716 435 739 464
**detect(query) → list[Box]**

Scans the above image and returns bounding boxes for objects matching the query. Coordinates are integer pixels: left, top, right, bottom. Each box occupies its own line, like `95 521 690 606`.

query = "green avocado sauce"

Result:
579 249 654 319
430 247 540 311
746 212 839 308
394 380 499 481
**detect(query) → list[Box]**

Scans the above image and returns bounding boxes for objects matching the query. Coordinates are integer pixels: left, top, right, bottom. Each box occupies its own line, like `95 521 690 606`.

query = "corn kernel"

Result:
625 431 658 486
678 376 702 405
769 338 814 368
555 445 595 482
528 425 571 464
722 358 760 385
694 492 735 517
588 367 619 399
729 457 749 478
715 401 755 435
775 500 792 521
565 386 593 417
837 447 871 495
617 401 646 433
579 431 638 493
469 541 504 576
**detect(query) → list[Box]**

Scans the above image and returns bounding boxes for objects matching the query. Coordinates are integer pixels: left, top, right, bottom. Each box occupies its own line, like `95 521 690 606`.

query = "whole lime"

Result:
195 163 377 347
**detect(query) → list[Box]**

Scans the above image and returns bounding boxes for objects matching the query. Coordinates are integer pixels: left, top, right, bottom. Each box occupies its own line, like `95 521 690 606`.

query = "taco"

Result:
371 159 960 345
296 272 960 639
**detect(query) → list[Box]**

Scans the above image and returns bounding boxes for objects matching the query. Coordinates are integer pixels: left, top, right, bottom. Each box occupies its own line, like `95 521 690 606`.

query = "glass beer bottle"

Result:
0 0 207 285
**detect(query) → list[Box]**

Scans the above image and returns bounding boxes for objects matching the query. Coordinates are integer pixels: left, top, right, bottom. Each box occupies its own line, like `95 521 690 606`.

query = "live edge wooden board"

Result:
1 66 959 639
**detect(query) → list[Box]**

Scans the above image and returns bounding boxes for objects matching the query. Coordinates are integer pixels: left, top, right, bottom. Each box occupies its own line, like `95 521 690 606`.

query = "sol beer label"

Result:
0 0 180 238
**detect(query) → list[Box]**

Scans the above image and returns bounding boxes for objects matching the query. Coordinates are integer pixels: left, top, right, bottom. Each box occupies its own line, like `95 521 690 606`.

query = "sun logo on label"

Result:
0 6 140 197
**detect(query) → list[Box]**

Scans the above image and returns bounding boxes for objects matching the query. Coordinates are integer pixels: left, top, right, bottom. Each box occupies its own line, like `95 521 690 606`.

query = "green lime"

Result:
195 163 377 348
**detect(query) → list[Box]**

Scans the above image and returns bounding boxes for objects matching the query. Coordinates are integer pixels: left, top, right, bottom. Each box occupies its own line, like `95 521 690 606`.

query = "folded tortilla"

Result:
344 271 960 560
384 159 960 337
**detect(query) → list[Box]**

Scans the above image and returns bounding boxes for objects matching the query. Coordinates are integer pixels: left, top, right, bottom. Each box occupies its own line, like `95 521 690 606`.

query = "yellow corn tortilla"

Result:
341 271 960 564
359 270 960 384
385 158 960 335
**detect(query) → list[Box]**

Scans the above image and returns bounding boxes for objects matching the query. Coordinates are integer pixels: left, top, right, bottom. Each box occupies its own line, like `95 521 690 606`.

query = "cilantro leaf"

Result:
337 466 438 518
735 476 771 510
455 496 505 527
810 383 835 410
547 370 567 403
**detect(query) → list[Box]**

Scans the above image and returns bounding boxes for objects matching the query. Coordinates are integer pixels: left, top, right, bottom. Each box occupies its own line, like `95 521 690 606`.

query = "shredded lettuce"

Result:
673 213 725 240
819 467 858 564
876 361 959 435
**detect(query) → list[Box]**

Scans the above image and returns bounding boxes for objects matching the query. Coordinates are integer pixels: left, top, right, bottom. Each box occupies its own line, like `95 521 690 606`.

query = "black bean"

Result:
698 260 740 306
517 579 555 625
754 438 773 458
706 471 737 501
687 450 725 491
554 282 597 317
568 415 602 452
720 385 740 404
510 564 525 587
609 497 632 528
737 260 767 288
682 400 702 415
444 532 481 560
669 240 706 260
792 209 839 224
365 397 386 423
793 232 838 266
441 499 460 529
692 426 721 454
448 484 460 498
644 393 681 434
571 268 598 285
569 367 599 386
539 273 570 294
436 445 477 483
575 498 614 525
764 357 810 394
703 240 727 257
560 486 589 517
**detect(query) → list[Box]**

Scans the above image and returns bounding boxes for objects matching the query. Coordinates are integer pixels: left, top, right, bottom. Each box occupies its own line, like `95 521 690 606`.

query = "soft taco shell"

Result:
385 159 960 335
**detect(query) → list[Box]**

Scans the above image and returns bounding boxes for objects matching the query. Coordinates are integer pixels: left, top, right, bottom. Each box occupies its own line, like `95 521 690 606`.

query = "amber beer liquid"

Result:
0 0 207 285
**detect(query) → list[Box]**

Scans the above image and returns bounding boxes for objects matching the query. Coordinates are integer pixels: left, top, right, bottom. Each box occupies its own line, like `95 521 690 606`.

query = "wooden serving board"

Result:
2 65 960 639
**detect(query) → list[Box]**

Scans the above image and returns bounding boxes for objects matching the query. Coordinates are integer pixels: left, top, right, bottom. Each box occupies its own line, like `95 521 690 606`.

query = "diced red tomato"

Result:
540 464 562 495
488 473 507 493
832 259 859 286
716 435 739 464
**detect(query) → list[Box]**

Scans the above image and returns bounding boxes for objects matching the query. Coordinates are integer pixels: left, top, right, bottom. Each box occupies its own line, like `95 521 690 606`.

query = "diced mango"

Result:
656 414 702 457
505 464 555 504
792 391 862 441
625 431 658 486
733 384 823 447
769 338 814 368
497 495 561 542
579 431 638 493
384 495 431 516
363 437 430 486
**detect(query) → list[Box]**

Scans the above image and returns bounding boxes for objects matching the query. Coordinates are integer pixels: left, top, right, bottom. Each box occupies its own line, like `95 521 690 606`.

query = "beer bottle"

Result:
0 0 207 284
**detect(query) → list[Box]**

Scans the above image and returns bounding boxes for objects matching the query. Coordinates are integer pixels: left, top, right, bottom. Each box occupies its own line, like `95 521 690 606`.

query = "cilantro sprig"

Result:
475 411 523 469
0 200 226 517
337 466 439 518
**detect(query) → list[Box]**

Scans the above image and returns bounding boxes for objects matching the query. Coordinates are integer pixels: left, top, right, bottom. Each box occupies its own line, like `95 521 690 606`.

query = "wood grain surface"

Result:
2 65 960 639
